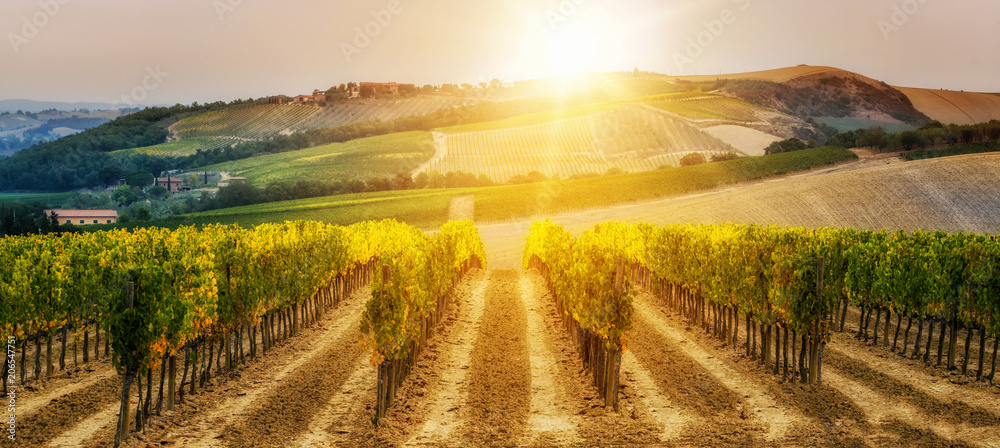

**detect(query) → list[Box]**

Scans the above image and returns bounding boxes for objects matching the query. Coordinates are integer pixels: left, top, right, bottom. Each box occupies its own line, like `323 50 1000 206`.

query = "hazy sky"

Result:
1 0 998 105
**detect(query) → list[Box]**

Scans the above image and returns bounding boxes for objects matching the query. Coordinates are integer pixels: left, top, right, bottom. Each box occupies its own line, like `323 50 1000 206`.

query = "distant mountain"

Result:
0 99 125 113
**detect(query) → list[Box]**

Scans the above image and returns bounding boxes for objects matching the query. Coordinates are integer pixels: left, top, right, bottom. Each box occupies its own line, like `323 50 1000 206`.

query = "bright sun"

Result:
545 23 606 76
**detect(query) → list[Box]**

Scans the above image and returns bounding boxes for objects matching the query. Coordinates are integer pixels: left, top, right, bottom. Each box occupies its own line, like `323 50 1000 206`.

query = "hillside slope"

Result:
478 152 1000 268
895 87 1000 125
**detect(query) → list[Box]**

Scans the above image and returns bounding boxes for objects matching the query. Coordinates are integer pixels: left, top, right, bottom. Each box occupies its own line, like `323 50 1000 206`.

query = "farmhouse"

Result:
155 176 183 193
44 209 118 225
360 82 399 95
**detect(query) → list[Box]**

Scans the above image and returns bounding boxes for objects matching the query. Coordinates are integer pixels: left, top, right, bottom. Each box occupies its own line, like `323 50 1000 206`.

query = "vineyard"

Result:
596 77 680 99
171 104 320 140
648 96 765 123
5 216 1000 447
288 96 475 133
426 105 735 182
200 131 434 185
2 219 485 447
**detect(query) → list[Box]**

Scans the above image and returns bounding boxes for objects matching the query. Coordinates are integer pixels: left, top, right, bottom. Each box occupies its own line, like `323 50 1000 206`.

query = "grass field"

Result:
171 188 463 229
200 131 434 185
0 192 75 205
814 117 915 133
173 146 855 229
473 146 856 221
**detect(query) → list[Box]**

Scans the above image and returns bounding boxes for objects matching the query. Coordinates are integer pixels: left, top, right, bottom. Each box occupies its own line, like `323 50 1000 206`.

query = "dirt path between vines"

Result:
518 271 582 445
821 367 990 447
829 334 1000 419
19 362 116 417
403 270 491 446
455 270 531 445
56 289 371 448
631 294 804 441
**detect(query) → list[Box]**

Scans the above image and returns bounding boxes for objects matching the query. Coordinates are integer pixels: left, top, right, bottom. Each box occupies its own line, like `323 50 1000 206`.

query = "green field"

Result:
814 117 916 133
0 192 75 205
113 137 236 157
172 146 856 229
200 131 434 185
173 189 463 229
473 146 857 221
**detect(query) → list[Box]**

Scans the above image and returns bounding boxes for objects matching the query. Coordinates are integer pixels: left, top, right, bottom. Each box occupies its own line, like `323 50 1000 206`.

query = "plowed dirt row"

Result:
24 266 1000 447
631 294 804 441
50 289 370 448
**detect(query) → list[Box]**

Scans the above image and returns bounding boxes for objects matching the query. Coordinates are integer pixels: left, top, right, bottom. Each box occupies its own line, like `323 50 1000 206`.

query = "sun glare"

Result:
545 22 605 76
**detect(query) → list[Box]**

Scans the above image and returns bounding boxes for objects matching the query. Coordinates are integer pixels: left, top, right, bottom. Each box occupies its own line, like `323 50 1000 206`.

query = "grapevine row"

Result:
524 221 1000 389
0 219 485 445
360 220 486 422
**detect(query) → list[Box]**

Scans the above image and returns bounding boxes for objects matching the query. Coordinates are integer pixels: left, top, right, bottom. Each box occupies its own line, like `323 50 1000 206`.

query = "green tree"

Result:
147 185 170 200
112 185 141 206
900 131 923 150
859 126 889 151
680 153 707 166
134 207 152 222
125 170 155 188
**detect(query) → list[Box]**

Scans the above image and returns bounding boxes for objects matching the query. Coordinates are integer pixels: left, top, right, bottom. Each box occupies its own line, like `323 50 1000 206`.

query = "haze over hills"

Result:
1 64 999 194
0 99 128 113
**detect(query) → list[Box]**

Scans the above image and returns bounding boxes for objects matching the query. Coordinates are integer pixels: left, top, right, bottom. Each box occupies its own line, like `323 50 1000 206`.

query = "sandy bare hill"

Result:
896 87 1000 125
701 125 781 156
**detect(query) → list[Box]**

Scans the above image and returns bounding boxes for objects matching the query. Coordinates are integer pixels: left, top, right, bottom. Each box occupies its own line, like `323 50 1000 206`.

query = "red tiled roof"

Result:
44 209 118 218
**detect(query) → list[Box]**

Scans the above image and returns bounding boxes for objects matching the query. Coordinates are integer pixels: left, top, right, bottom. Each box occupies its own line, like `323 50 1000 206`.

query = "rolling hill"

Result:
895 87 1000 125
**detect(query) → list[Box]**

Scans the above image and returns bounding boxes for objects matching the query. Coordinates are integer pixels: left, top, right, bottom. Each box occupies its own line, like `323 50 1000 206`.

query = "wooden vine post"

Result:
605 258 625 410
810 257 824 384
375 265 391 425
115 281 136 448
